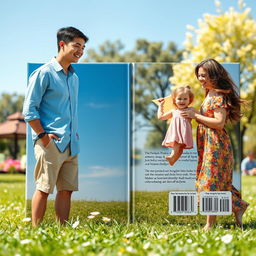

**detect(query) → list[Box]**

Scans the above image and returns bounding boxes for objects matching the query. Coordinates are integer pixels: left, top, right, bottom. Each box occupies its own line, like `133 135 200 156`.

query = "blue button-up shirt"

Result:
23 57 79 156
241 157 256 173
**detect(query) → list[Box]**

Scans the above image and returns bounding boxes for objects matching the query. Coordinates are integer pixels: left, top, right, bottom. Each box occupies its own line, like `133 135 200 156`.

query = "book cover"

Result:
26 62 241 224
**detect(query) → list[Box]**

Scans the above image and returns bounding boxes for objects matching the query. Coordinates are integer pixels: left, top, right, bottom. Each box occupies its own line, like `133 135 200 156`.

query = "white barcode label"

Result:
169 192 198 215
200 191 232 215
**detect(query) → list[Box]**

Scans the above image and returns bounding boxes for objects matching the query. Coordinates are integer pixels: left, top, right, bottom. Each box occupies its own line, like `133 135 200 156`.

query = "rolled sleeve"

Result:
23 70 49 122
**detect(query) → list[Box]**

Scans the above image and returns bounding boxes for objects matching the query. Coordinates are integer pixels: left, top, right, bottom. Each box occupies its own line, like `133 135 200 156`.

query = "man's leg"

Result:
55 190 73 224
32 140 59 226
32 190 49 227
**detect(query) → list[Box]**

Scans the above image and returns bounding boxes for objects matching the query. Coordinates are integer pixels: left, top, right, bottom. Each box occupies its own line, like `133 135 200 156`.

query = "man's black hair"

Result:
57 27 89 51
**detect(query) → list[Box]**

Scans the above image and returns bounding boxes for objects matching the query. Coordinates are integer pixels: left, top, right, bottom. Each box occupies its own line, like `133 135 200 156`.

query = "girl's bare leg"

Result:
203 215 217 231
166 143 184 165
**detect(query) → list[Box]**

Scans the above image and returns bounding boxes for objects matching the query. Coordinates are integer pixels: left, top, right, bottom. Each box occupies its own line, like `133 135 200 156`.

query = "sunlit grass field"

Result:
0 174 255 256
26 200 129 224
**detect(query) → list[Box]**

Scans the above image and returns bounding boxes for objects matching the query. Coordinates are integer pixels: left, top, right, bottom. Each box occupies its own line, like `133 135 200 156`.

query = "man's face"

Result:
249 152 254 161
60 37 85 63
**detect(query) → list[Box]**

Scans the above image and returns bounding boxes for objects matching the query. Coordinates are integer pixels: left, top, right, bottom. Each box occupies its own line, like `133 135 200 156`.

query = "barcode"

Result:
200 192 231 215
202 197 218 212
220 199 230 212
169 192 197 215
174 195 195 212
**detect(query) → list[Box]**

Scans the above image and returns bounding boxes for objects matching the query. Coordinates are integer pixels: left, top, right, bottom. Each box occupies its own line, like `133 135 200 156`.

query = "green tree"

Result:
0 93 25 159
0 93 24 122
86 39 183 148
86 40 127 62
169 0 256 158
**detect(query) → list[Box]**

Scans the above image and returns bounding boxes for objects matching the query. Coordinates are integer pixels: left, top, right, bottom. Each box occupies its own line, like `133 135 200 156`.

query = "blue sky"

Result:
1 0 256 95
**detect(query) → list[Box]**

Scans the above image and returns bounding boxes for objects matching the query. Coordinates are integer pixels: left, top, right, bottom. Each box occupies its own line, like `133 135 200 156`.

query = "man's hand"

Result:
251 168 256 176
40 133 60 148
28 119 60 147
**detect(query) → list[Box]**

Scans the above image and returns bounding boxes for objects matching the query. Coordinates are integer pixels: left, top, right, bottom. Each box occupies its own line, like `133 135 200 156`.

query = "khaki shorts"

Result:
34 139 78 194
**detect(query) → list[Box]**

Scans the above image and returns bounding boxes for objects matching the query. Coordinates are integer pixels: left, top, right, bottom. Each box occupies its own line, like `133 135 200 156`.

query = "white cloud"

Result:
84 102 111 109
80 165 125 178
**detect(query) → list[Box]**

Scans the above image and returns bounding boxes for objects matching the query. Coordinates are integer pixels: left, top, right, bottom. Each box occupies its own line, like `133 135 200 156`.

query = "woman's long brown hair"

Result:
195 59 244 122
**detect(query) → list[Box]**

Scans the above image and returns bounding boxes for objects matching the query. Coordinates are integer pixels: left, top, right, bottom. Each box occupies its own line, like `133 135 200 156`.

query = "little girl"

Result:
157 86 194 165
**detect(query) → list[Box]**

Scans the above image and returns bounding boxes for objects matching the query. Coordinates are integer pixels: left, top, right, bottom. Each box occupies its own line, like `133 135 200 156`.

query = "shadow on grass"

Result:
243 220 256 230
0 174 25 183
0 179 25 184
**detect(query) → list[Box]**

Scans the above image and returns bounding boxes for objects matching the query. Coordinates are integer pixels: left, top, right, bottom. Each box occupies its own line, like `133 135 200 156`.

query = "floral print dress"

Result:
196 94 249 213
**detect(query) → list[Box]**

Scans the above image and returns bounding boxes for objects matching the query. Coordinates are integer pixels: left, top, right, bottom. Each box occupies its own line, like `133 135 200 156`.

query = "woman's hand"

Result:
181 108 196 119
182 107 226 129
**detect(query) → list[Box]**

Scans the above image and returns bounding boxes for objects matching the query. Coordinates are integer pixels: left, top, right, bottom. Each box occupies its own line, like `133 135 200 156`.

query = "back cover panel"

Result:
26 63 131 223
131 62 241 223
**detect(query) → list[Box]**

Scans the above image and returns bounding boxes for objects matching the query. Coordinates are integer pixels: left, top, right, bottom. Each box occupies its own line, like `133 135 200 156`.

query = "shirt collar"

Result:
51 57 75 73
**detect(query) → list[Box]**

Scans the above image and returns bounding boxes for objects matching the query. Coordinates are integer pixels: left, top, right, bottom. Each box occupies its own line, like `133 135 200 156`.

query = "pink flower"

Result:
0 159 22 172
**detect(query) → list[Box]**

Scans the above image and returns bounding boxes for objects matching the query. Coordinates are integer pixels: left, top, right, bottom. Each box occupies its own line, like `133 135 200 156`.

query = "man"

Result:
23 27 88 226
241 151 256 176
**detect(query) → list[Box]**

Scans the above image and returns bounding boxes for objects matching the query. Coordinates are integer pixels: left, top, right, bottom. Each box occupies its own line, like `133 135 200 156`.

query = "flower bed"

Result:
0 159 25 174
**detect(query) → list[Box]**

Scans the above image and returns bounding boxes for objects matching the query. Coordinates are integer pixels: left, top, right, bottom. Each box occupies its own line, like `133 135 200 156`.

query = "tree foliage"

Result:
86 40 183 148
0 93 24 122
169 0 256 156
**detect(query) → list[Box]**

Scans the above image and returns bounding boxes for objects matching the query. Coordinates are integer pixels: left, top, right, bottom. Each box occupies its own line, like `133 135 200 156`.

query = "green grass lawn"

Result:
26 200 129 224
0 174 255 256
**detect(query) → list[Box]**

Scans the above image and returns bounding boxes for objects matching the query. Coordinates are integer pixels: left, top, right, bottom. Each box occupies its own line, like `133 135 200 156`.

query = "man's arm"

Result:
29 119 59 147
23 70 59 147
23 70 48 122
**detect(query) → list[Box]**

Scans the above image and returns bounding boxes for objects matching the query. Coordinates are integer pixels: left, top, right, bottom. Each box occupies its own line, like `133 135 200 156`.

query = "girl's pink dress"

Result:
162 108 193 149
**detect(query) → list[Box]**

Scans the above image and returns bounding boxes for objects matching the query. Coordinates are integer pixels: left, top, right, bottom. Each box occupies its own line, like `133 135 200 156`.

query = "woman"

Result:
181 59 249 230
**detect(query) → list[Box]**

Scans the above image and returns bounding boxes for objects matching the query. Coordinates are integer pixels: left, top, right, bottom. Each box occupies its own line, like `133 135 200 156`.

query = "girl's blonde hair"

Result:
172 85 194 107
